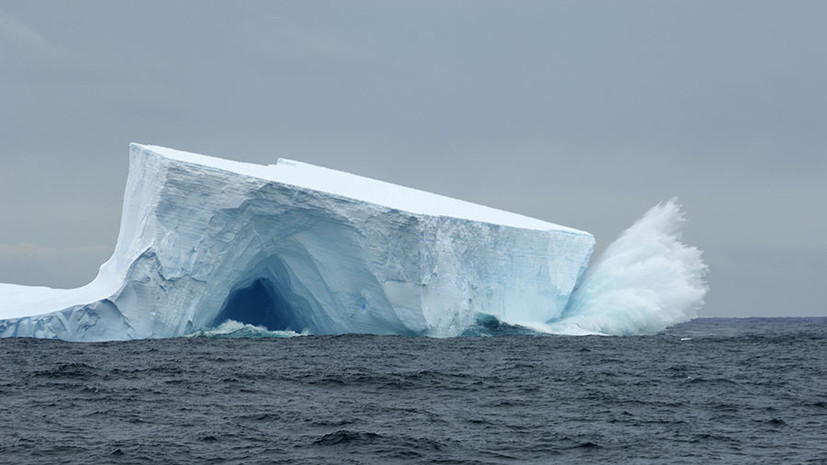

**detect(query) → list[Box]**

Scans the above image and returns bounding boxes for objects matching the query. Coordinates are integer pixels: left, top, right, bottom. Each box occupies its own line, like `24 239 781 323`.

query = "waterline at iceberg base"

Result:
0 144 706 341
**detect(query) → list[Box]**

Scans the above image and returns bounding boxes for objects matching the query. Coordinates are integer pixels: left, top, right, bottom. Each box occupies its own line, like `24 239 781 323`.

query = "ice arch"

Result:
215 278 303 331
212 255 320 333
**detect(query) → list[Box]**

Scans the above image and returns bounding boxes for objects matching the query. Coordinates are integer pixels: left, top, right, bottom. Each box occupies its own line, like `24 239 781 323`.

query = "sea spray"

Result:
547 199 708 335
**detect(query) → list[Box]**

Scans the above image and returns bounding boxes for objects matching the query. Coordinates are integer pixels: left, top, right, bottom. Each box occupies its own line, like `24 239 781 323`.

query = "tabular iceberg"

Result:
0 144 596 341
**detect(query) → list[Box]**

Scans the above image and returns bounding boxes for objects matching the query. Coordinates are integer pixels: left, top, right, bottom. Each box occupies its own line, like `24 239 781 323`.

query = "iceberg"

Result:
0 144 596 341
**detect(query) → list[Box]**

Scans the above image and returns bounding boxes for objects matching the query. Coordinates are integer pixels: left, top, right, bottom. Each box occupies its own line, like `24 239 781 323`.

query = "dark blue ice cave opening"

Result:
214 278 302 331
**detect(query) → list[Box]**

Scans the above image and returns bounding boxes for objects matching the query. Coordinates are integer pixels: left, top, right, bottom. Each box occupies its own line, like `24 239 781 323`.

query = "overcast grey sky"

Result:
1 1 825 317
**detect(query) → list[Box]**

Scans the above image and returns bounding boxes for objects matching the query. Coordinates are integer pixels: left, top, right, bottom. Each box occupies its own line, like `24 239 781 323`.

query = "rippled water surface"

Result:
1 318 825 464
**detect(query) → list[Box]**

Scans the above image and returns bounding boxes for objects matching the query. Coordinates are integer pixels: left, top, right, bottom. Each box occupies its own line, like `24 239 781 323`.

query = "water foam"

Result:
545 199 708 336
187 320 307 338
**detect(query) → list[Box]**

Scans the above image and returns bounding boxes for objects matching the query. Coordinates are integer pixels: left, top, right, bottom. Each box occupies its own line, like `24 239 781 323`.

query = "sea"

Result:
1 317 825 464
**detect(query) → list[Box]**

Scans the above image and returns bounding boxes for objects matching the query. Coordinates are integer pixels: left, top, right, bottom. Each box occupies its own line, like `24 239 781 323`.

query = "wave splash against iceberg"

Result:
541 199 708 336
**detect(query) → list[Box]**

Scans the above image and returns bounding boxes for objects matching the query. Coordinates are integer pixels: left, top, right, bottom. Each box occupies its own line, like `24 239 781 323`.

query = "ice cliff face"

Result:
0 144 595 341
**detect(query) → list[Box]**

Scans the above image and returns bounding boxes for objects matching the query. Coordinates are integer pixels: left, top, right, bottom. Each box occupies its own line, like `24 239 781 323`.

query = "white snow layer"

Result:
0 144 595 340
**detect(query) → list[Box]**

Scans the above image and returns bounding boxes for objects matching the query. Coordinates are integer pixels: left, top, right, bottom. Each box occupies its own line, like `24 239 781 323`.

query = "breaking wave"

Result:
545 198 708 336
186 320 307 339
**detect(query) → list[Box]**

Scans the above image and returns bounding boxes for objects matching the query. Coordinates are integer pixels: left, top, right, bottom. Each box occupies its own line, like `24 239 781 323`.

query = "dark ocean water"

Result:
1 317 825 464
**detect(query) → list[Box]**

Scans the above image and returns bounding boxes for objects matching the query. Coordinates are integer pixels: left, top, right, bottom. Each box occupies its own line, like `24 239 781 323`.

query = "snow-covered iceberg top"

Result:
146 144 586 234
0 144 596 340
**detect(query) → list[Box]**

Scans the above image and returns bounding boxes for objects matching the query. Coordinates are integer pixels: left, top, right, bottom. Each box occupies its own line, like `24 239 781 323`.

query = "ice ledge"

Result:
133 143 589 234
